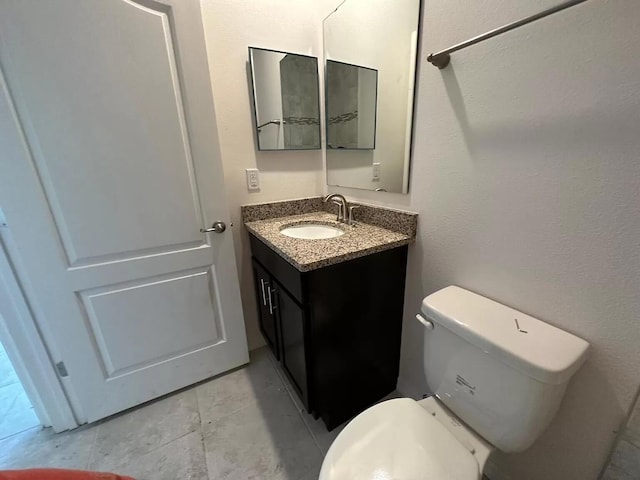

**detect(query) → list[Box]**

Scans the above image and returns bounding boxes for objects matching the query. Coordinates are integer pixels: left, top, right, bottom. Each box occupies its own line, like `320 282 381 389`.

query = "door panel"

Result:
80 268 221 377
0 0 248 423
1 0 203 265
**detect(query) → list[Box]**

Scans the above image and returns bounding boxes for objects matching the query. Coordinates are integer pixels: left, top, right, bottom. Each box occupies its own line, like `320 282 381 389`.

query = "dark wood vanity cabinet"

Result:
250 234 408 430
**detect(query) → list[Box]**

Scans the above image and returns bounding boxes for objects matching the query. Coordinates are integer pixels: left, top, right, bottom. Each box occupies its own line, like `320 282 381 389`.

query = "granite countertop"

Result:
245 211 413 272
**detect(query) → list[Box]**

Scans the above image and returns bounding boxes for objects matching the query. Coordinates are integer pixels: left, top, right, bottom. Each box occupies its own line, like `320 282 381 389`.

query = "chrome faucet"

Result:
323 194 359 225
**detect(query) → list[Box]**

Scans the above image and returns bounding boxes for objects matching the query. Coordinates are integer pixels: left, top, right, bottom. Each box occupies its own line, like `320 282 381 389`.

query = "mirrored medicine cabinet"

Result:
248 47 321 151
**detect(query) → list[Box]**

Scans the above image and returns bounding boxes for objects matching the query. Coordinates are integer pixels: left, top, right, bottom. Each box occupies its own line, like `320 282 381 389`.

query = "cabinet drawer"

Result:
249 234 304 303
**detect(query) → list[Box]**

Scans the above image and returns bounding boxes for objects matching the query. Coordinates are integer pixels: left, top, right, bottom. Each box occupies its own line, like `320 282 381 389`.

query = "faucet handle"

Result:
331 200 345 221
348 205 360 225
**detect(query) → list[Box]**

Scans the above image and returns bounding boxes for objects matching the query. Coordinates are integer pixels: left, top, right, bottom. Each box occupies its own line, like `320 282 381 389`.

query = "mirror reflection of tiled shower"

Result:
249 47 321 151
326 60 377 150
280 55 321 149
0 339 39 439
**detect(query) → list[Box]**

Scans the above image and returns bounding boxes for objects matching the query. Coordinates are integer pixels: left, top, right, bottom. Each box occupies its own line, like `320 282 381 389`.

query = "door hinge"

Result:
56 361 69 377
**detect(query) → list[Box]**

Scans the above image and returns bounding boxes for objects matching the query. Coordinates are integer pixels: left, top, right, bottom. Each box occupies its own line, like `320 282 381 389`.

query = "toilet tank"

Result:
420 286 589 453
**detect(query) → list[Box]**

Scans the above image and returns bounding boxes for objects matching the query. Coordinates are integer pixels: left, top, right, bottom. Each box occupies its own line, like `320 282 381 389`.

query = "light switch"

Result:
246 168 260 191
372 163 381 180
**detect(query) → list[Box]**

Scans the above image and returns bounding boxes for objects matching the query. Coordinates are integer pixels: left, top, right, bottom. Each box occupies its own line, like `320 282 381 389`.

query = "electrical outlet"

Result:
246 168 260 191
372 162 381 180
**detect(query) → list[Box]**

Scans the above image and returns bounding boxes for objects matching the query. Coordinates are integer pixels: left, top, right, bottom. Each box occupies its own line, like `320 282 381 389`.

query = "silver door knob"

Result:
200 221 226 233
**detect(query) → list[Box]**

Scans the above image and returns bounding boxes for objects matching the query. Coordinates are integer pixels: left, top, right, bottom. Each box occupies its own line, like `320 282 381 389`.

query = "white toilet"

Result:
319 286 589 480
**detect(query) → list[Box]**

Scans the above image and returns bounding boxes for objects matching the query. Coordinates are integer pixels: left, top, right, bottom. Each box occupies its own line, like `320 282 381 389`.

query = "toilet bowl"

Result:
320 396 491 480
319 286 589 480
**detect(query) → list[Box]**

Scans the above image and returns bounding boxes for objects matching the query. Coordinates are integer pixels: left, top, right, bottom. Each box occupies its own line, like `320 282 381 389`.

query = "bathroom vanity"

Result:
243 197 417 430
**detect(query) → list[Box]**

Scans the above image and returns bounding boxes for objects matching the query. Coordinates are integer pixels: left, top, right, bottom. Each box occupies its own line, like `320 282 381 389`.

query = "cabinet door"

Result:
274 281 309 409
252 260 279 359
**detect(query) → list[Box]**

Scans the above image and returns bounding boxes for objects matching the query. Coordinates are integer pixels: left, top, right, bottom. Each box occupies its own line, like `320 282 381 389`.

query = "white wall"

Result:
200 0 327 349
327 1 640 479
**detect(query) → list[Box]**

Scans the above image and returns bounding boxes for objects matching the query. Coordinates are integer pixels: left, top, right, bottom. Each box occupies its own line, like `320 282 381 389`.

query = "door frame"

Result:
0 225 78 432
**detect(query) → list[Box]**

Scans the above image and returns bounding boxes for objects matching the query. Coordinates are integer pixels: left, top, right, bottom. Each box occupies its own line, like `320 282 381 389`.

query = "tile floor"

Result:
601 395 640 480
0 342 40 440
0 347 400 480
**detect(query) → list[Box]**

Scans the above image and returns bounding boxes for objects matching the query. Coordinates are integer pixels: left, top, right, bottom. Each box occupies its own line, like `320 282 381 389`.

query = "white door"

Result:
0 0 249 423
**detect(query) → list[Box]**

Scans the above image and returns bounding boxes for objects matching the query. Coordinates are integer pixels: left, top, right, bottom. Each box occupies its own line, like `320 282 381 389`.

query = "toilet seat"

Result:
319 398 481 480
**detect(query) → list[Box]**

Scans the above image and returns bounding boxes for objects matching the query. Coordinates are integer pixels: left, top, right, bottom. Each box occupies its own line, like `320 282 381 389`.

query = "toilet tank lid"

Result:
421 286 589 385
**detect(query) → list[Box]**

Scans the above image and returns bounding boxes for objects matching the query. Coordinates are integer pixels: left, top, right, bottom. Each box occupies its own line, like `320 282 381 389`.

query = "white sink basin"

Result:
280 223 345 240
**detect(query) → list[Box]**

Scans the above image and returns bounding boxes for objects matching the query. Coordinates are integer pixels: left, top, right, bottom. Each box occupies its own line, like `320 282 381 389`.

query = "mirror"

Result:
249 47 321 151
324 0 421 193
326 60 378 150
